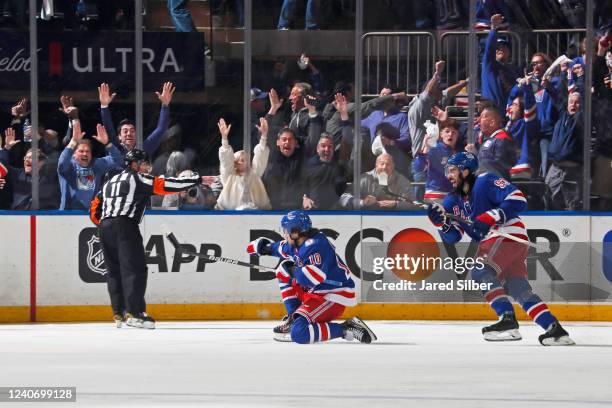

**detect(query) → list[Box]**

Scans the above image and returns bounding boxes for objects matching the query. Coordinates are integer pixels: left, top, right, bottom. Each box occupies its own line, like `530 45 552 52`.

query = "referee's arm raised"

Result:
136 172 203 195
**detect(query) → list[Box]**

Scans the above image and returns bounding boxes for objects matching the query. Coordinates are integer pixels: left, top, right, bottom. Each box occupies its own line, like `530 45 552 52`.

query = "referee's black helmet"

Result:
124 149 150 167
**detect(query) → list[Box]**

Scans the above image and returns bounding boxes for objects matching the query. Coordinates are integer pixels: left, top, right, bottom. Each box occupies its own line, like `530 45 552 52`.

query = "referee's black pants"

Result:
99 217 148 316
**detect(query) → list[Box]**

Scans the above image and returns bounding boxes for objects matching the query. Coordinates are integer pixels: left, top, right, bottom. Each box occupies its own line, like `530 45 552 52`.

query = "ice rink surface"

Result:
1 320 612 408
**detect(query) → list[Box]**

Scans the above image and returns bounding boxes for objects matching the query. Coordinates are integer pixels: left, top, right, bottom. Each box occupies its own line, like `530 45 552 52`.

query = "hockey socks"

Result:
505 277 556 331
290 316 344 344
472 265 515 316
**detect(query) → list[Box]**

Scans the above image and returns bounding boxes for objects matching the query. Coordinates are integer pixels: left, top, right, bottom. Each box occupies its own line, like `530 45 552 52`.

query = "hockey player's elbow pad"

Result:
247 237 274 256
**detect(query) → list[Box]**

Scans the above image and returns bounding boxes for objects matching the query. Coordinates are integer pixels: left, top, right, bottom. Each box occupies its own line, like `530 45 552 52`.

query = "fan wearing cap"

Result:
370 122 412 179
481 14 523 110
362 86 411 154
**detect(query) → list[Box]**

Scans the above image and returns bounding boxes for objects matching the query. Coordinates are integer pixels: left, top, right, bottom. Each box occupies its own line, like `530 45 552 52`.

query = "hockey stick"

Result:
382 187 547 251
162 227 346 287
161 226 277 272
382 187 466 224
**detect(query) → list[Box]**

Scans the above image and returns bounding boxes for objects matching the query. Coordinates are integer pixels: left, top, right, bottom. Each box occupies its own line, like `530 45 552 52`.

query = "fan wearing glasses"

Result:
520 52 565 179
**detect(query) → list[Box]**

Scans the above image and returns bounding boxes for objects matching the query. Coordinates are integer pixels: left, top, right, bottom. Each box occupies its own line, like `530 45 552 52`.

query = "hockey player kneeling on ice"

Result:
247 211 377 344
427 152 574 346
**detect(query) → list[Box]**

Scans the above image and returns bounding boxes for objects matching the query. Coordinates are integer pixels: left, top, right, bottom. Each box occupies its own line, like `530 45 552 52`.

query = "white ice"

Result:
1 321 612 408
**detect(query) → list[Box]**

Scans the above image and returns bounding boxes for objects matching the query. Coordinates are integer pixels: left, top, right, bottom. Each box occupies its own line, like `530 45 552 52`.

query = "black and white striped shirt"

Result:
91 169 200 224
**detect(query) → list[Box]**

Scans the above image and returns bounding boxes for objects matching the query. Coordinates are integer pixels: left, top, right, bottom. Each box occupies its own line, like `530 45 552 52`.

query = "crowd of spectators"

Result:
473 13 611 210
1 3 611 212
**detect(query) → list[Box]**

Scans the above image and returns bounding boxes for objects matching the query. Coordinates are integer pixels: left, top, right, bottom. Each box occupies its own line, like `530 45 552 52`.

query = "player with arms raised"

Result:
247 211 377 344
427 152 574 345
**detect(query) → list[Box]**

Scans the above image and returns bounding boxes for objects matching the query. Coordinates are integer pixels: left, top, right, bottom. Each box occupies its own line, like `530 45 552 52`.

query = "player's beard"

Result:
454 172 476 196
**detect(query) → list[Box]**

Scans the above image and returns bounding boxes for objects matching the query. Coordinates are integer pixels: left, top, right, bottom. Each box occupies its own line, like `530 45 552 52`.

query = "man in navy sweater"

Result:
545 92 583 210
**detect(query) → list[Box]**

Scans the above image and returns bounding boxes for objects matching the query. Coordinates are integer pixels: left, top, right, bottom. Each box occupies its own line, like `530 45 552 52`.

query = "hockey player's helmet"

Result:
447 152 478 174
281 211 312 235
124 149 150 167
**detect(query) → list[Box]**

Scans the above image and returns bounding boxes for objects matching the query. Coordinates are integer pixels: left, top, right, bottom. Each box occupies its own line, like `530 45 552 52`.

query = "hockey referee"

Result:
90 149 203 329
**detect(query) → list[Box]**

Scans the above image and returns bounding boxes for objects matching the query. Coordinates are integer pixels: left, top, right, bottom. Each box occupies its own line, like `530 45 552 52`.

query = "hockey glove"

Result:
427 202 448 227
247 237 274 256
473 208 506 240
472 219 492 240
275 259 295 284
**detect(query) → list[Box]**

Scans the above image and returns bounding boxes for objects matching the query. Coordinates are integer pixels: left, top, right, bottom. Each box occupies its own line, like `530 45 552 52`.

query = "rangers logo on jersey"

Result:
453 205 461 216
494 178 510 188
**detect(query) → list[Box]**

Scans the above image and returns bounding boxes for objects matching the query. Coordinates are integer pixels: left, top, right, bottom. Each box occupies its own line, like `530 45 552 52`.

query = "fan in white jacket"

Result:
215 118 272 210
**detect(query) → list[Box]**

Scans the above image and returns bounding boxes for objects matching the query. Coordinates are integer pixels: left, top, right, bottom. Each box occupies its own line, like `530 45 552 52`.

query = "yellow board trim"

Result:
0 307 30 323
2 303 612 323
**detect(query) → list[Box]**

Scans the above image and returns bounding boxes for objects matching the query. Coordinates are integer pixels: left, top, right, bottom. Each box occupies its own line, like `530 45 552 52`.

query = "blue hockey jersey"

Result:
532 76 565 138
438 173 528 244
506 83 540 179
270 231 356 306
413 140 456 200
481 28 522 110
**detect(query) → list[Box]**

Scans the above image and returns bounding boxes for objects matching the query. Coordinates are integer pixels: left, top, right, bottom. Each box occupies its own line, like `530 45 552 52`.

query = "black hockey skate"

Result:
273 314 294 342
113 312 125 329
539 321 575 346
125 312 156 329
482 312 522 341
342 316 377 344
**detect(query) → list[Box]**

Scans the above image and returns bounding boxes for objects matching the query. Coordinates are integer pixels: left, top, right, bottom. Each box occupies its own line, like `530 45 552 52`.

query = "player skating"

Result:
427 152 574 345
247 210 377 344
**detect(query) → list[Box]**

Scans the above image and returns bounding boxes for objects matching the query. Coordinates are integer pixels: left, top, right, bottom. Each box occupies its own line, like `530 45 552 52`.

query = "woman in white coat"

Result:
215 118 272 210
